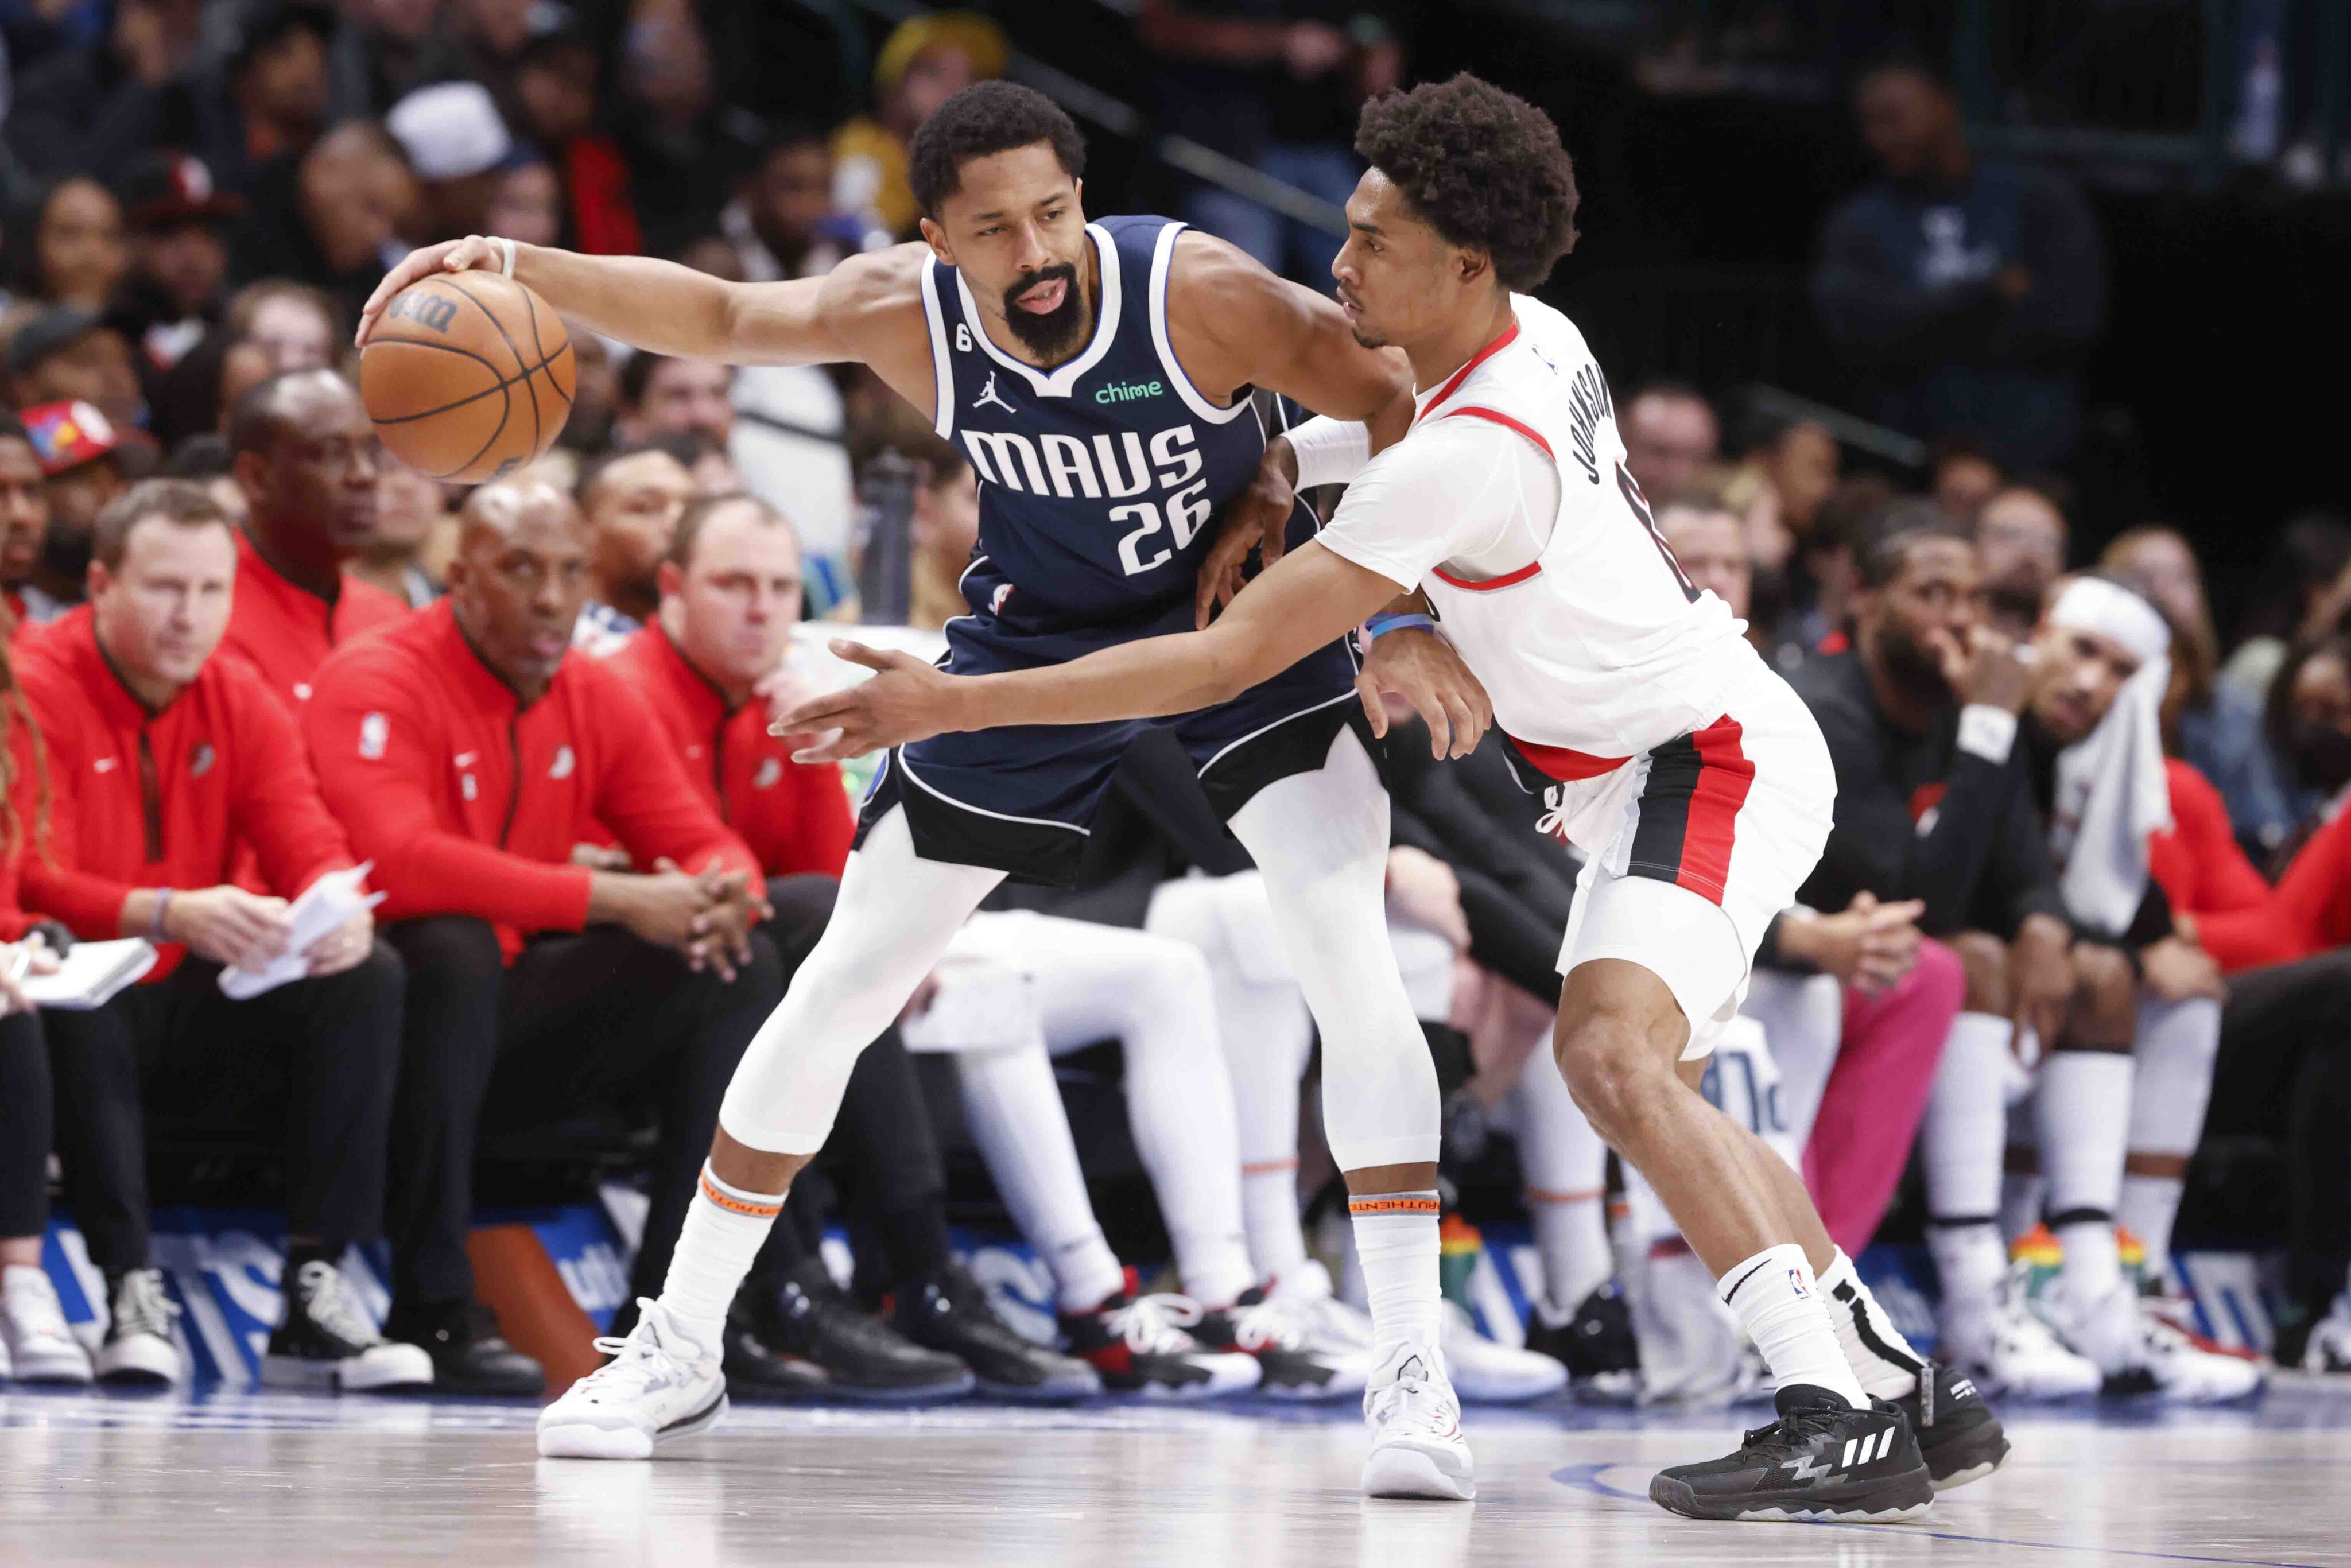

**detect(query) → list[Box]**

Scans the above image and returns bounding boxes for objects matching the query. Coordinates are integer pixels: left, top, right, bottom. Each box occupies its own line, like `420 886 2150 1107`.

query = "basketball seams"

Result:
443 273 541 458
519 288 576 410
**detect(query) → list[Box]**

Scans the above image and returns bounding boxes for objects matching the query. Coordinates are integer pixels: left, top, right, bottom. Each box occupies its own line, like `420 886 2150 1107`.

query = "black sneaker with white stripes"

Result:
263 1259 433 1392
1888 1361 2009 1489
1650 1386 1933 1523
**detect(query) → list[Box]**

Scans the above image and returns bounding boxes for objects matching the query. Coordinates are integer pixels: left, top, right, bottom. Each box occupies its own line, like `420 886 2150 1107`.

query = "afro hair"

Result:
1353 74 1579 293
907 81 1086 218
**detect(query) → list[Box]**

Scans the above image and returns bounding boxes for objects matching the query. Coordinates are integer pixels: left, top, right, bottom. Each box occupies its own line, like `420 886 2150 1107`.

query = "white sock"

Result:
1718 1243 1867 1407
1921 1012 2011 1229
658 1162 783 1353
1349 1190 1442 1352
2000 1167 2045 1244
1817 1247 1926 1399
1530 1191 1614 1311
2038 1049 2134 1302
1928 1220 2009 1333
1240 1160 1309 1284
2121 997 2222 1283
954 1043 1127 1312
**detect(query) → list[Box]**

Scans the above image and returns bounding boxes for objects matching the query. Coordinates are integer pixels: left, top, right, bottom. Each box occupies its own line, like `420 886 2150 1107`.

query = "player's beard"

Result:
1877 622 1953 708
1002 263 1086 356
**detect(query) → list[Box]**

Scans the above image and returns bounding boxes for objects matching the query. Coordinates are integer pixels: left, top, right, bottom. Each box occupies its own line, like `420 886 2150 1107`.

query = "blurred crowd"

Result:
0 1 2344 1411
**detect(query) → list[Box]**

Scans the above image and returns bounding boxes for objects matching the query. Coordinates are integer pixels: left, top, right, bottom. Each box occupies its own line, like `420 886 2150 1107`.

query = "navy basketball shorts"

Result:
855 569 1363 886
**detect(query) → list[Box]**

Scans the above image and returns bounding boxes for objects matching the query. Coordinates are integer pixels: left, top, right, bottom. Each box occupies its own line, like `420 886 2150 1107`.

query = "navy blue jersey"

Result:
925 215 1267 623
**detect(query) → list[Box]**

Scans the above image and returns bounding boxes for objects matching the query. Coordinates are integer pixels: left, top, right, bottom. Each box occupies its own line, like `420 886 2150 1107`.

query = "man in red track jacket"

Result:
305 475 781 1394
219 371 410 707
596 492 1085 1400
20 479 421 1394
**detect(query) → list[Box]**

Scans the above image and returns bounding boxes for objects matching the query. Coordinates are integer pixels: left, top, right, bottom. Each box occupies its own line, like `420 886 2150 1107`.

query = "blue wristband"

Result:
1360 612 1436 650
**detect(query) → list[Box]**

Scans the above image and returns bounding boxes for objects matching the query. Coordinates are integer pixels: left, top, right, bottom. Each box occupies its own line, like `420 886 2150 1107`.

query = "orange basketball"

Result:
359 270 575 483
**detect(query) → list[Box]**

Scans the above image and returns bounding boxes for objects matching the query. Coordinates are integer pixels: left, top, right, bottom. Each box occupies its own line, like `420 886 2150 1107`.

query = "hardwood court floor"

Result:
5 1382 2350 1566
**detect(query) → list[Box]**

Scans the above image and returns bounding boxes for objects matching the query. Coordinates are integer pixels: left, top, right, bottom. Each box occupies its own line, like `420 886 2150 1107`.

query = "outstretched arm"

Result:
778 542 1438 758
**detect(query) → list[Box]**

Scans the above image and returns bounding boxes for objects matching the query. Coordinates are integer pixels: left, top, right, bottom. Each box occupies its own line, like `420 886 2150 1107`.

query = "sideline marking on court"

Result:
1550 1464 2325 1568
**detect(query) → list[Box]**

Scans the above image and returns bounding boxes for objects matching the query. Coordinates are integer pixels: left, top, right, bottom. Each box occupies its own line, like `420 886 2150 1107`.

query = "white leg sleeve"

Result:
1146 874 1317 1283
718 806 1003 1153
1021 916 1256 1308
1227 728 1441 1171
1740 967 1845 1155
951 1037 1127 1313
1510 1026 1614 1309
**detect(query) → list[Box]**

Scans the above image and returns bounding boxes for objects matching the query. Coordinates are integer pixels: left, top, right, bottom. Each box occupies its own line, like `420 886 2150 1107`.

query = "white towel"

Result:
2044 580 2174 937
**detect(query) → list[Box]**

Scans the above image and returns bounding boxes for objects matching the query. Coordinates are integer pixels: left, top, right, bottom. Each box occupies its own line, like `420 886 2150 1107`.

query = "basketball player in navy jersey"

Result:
363 83 1487 1497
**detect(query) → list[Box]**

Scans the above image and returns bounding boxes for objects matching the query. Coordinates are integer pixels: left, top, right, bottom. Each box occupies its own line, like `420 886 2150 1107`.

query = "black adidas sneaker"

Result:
1889 1361 2009 1489
1650 1386 1934 1523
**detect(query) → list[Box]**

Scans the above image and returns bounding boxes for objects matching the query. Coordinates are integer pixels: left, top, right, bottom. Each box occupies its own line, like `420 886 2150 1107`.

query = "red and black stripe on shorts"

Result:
1623 716 1754 905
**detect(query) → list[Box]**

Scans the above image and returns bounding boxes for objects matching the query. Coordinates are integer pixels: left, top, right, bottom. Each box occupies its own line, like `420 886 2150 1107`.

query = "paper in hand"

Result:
218 863 387 1001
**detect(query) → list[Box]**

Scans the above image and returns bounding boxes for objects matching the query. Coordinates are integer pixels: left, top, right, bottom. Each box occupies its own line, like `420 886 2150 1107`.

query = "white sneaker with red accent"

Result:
1360 1340 1475 1501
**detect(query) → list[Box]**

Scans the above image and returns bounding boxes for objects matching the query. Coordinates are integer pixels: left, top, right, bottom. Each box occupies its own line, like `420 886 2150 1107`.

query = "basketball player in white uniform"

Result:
785 75 2010 1522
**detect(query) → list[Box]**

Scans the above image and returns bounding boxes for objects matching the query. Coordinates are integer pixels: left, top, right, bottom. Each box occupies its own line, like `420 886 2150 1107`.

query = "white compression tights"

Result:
1222 729 1442 1173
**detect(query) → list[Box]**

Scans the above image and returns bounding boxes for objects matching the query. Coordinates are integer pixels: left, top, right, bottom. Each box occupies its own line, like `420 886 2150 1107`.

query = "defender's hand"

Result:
1358 626 1492 759
773 642 968 763
356 236 510 346
1197 437 1298 629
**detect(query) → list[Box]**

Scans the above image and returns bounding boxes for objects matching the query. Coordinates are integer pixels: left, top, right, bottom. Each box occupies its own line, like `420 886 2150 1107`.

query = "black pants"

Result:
44 948 406 1274
382 916 783 1311
2203 948 2351 1311
0 1011 51 1239
747 876 950 1295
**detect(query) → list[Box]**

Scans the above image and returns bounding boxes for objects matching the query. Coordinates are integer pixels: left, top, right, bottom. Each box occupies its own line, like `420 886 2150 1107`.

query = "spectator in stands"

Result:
352 464 452 608
600 492 1095 1398
222 371 409 708
1656 495 1753 639
1744 413 1840 549
320 0 455 118
1619 381 1718 510
160 431 253 526
5 0 205 183
11 177 130 315
484 152 562 250
613 0 759 259
24 478 422 1392
2267 630 2351 840
1135 1 1399 288
386 80 512 246
2102 526 2294 858
148 329 276 452
1929 436 2003 527
908 437 981 632
510 24 643 257
9 305 143 432
19 399 131 620
556 329 622 454
573 443 696 649
111 153 240 378
214 1 337 192
0 421 53 628
2222 513 2351 709
832 11 1008 239
1814 58 2106 470
304 476 781 1392
228 281 339 374
1976 480 2068 639
615 351 735 451
233 122 417 327
1790 508 2094 1395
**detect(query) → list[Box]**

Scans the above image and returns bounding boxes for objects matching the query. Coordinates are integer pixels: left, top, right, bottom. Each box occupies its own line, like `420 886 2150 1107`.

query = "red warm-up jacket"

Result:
219 530 409 708
0 698 44 941
2160 762 2351 972
2147 758 2298 973
16 608 356 978
601 622 855 878
304 599 761 957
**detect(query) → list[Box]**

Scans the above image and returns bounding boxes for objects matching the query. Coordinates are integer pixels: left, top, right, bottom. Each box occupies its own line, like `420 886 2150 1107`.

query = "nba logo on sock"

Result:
1789 1268 1810 1298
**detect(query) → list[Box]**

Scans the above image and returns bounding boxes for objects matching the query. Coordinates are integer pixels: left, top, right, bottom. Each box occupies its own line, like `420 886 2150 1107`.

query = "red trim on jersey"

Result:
1506 732 1631 782
1678 716 1753 898
1418 322 1522 418
1442 405 1554 458
1432 559 1543 592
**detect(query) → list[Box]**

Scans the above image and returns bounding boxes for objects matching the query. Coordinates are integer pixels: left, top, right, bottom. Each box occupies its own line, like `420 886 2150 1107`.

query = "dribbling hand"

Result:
355 236 510 347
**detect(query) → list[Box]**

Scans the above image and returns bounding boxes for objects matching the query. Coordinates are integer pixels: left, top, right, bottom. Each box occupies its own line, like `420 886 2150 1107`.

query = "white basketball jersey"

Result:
1325 295 1763 779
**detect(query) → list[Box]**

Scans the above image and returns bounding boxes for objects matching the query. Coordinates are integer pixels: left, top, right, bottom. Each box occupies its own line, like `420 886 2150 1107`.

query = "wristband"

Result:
491 235 516 278
148 889 174 943
1359 612 1436 653
1286 416 1373 490
1956 704 2018 764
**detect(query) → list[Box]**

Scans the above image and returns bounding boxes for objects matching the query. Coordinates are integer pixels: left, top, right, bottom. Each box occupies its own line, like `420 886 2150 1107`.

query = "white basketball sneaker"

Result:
1939 1268 2100 1400
1438 1300 1567 1403
2044 1277 2266 1402
537 1300 728 1460
1360 1340 1475 1501
0 1264 93 1384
